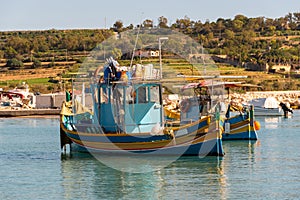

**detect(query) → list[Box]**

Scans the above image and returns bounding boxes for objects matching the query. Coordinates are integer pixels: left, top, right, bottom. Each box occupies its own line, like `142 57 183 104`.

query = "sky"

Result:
0 0 299 31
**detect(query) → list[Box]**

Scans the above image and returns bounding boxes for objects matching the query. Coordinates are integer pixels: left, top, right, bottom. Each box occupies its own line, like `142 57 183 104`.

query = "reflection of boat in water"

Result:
60 154 227 198
60 59 224 157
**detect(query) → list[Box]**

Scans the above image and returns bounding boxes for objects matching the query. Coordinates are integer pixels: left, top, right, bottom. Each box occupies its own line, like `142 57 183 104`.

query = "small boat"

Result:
220 82 260 140
248 97 292 116
60 59 224 157
181 80 260 140
0 82 35 108
221 105 259 140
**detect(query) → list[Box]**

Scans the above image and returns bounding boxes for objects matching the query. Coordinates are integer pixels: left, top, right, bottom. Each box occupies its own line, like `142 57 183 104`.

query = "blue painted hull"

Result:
68 137 224 156
222 130 258 140
221 114 258 140
60 114 224 156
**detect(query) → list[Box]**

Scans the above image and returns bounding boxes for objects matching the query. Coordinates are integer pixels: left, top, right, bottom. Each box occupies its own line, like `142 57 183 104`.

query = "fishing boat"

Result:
221 104 259 140
247 97 293 116
220 82 260 140
60 59 224 156
177 80 260 140
165 80 260 140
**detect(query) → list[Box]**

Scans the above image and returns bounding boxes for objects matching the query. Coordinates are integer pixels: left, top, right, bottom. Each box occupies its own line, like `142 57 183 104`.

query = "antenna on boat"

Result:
129 13 144 68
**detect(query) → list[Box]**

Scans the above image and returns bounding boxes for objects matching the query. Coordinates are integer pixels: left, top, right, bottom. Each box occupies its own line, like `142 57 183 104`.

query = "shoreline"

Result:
1 90 299 118
228 90 300 109
18 115 59 119
0 109 61 117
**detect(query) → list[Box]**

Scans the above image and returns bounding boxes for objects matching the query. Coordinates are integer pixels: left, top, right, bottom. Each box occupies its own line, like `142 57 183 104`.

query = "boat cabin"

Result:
91 82 163 134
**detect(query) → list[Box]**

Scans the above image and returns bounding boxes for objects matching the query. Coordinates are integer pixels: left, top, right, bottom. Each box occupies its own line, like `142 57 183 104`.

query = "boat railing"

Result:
74 121 164 134
74 124 102 133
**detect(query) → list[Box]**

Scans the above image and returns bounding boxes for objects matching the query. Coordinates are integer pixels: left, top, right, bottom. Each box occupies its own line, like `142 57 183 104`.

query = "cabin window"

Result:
134 85 161 104
150 85 160 104
137 86 147 103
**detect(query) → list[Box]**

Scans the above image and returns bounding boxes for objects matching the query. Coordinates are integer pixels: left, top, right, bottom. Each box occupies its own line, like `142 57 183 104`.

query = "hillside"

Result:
1 13 300 92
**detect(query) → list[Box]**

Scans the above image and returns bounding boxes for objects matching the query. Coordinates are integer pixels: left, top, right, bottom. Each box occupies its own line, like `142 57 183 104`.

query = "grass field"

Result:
0 78 49 86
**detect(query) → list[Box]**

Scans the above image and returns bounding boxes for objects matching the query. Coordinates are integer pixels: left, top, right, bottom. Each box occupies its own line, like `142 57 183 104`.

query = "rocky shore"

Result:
229 90 300 109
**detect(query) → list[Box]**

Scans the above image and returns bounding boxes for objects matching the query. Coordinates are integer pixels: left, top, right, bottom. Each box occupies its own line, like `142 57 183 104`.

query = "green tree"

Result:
215 18 225 36
4 47 18 59
197 34 207 45
6 58 24 69
193 20 203 33
293 12 300 27
246 18 261 31
158 16 168 28
111 48 122 59
32 58 42 68
46 35 59 49
232 19 244 32
47 85 54 92
6 36 30 54
202 20 212 34
60 35 79 51
268 26 276 35
126 24 134 30
32 36 49 52
143 19 153 28
175 16 191 29
113 20 124 33
224 29 235 39
264 18 275 35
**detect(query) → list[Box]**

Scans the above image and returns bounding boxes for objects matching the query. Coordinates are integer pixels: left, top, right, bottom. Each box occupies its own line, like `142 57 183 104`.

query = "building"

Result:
122 47 160 59
268 64 291 73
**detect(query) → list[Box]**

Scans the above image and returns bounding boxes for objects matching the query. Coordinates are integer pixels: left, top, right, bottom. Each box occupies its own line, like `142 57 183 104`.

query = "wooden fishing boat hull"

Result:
60 115 224 156
221 114 258 140
252 106 289 116
66 137 223 156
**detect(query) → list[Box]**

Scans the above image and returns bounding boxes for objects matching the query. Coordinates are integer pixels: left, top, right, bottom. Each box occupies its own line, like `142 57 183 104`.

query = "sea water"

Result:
0 111 300 200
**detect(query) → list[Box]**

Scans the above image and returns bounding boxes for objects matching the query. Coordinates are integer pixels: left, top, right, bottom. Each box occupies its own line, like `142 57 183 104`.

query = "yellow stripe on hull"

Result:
227 124 250 135
70 129 220 151
60 115 210 137
60 114 220 151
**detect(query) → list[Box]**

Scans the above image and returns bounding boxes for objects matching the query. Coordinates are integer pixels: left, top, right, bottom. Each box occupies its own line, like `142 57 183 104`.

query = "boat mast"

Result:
129 23 141 68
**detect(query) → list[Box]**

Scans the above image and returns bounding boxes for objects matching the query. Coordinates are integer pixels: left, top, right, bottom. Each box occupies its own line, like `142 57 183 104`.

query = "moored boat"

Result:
247 97 293 116
221 105 259 140
60 59 224 156
179 80 260 140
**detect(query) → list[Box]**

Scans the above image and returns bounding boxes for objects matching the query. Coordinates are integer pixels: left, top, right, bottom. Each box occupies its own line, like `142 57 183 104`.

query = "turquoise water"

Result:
0 111 300 200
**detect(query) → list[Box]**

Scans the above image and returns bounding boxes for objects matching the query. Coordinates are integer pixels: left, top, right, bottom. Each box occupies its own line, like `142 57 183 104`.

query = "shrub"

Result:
6 58 24 69
47 85 54 91
32 58 41 68
48 61 55 68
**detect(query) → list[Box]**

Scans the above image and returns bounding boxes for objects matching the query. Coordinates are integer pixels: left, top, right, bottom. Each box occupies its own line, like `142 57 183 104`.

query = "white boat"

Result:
247 97 292 116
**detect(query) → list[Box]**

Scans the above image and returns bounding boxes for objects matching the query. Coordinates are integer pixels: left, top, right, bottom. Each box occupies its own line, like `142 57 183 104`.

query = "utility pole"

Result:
158 37 168 79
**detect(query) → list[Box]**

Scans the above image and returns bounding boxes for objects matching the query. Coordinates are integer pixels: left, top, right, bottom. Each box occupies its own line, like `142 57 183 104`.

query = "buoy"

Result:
254 121 261 131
